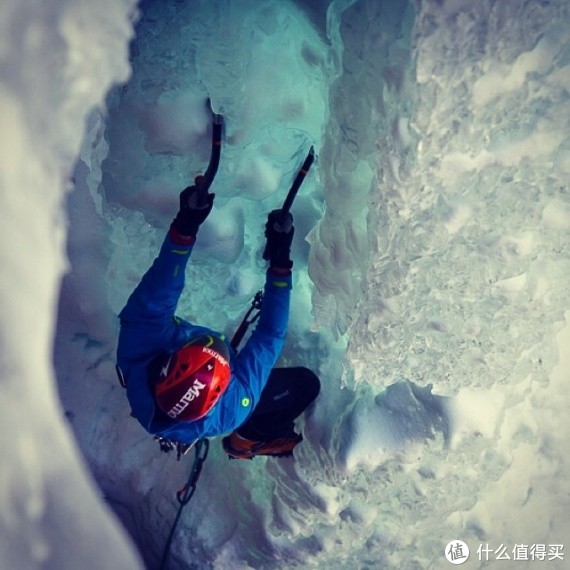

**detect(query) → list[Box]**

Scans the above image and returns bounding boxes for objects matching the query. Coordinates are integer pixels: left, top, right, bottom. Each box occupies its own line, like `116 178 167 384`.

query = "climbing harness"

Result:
158 438 210 570
154 436 195 461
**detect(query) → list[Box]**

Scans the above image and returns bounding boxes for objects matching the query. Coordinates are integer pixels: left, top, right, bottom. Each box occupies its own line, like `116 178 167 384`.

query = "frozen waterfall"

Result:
1 0 569 569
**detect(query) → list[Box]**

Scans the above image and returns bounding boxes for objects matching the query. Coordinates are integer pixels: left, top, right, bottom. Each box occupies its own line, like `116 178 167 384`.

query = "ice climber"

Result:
116 182 320 459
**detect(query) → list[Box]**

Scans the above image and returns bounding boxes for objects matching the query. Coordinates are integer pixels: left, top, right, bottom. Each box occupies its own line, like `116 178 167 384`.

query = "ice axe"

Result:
281 145 315 214
233 146 316 350
263 145 315 258
192 100 223 206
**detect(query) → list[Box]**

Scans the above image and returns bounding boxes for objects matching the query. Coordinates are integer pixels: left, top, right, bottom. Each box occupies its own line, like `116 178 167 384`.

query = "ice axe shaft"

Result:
281 145 315 213
262 145 315 261
194 100 223 203
202 111 223 188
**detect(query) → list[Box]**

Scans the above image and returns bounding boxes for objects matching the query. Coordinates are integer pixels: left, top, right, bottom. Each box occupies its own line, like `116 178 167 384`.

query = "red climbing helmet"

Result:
154 334 231 422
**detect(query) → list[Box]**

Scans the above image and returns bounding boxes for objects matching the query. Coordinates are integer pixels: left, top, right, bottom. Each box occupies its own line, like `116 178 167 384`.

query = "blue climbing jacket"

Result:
117 232 291 444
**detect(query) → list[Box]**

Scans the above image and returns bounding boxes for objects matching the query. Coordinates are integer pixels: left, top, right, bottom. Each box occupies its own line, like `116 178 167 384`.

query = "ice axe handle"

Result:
205 111 223 182
194 108 224 205
262 146 314 261
281 146 315 213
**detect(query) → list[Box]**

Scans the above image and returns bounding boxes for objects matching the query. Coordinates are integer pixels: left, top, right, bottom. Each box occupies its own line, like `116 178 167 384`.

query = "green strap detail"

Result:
271 280 289 288
171 248 190 256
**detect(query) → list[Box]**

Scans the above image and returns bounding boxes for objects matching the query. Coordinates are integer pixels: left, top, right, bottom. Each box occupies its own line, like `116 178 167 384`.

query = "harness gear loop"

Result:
153 436 195 460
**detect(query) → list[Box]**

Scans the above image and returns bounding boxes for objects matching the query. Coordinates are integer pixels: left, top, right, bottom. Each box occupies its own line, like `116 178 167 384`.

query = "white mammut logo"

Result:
167 379 206 418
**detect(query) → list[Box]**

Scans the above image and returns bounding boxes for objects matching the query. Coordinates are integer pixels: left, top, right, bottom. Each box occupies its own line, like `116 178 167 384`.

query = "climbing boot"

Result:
222 430 303 460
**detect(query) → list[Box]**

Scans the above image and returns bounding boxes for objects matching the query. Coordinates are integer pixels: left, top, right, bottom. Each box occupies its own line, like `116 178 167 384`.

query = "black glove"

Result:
263 209 294 269
171 183 215 238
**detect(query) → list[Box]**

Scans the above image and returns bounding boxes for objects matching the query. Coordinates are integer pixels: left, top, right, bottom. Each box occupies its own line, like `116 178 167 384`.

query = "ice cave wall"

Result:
56 0 570 568
7 0 566 568
0 1 142 569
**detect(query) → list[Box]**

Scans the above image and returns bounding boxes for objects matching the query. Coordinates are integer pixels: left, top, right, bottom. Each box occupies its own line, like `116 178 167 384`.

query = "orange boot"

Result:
222 430 303 459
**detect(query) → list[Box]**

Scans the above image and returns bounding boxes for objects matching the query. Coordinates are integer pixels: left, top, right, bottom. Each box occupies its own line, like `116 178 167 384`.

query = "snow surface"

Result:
1 0 569 569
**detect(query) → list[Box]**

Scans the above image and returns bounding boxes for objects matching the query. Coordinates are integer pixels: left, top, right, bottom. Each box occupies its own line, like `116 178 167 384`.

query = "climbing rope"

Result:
158 438 210 570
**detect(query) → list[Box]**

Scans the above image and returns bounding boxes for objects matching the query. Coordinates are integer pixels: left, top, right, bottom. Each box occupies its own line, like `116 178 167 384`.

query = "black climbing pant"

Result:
237 366 320 440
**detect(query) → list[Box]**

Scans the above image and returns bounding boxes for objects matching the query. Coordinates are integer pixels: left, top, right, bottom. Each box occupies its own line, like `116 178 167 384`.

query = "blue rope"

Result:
158 438 210 570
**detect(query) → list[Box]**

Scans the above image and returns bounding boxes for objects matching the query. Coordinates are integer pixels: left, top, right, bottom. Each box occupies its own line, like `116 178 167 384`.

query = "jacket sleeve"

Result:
229 269 292 418
119 232 194 326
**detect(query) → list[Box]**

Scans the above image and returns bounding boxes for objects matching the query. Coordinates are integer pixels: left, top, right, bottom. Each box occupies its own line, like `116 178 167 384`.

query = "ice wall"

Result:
50 0 570 569
339 0 570 567
351 0 570 395
101 0 327 334
0 1 143 569
309 0 416 340
57 2 333 568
